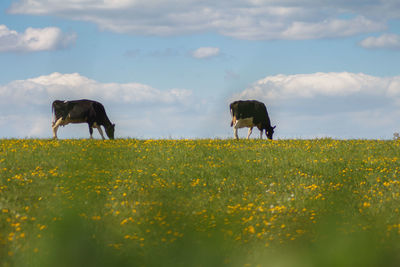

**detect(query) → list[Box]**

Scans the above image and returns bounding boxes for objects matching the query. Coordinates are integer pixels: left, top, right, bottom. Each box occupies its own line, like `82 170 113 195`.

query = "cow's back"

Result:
65 100 93 120
231 100 266 119
52 99 97 121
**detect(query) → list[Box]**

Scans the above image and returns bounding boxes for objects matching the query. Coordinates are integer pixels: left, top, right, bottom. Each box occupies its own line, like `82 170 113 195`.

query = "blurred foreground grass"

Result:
1 138 400 266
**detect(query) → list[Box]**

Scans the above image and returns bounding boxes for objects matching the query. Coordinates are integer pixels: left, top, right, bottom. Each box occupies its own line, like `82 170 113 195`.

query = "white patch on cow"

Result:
234 117 254 129
232 117 255 140
232 117 265 140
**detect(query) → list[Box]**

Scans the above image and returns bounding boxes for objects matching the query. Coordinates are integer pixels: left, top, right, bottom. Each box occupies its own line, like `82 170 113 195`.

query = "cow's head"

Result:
266 125 276 140
105 123 115 140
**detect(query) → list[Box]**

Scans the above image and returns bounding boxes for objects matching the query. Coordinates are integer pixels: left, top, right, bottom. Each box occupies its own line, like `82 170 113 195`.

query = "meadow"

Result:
1 138 400 266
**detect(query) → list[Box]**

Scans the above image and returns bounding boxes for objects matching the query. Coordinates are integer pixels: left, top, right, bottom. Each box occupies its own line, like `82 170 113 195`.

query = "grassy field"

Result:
1 138 400 266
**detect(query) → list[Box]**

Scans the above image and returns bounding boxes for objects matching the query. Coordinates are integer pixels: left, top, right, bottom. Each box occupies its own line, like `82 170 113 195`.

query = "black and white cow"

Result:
230 100 276 140
52 99 115 140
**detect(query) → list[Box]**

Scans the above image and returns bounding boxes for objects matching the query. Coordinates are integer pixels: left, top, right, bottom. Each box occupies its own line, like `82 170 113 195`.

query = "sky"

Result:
1 0 400 139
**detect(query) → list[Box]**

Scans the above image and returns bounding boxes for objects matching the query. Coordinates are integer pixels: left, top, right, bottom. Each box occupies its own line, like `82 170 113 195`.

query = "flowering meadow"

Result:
1 138 400 266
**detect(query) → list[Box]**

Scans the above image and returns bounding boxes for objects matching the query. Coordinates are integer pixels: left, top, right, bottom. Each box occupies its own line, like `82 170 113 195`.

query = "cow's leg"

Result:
52 118 64 139
233 123 239 140
95 125 106 140
88 124 94 139
246 127 253 139
259 129 263 139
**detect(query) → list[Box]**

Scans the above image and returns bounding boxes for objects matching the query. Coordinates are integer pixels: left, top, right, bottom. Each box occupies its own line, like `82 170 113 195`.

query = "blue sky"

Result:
1 0 400 139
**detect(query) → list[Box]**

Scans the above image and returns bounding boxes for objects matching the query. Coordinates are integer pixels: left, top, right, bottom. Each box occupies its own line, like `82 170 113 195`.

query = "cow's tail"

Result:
51 101 56 126
230 108 234 127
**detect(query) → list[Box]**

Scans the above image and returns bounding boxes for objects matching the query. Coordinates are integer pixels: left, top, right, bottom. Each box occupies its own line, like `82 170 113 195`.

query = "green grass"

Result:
1 138 400 266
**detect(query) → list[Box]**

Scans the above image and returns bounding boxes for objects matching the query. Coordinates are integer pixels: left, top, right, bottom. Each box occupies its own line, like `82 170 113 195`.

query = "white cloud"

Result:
230 72 400 139
7 0 392 40
0 24 76 52
2 72 400 139
191 47 220 59
281 16 385 40
0 72 200 138
359 33 400 50
234 72 400 101
0 72 192 106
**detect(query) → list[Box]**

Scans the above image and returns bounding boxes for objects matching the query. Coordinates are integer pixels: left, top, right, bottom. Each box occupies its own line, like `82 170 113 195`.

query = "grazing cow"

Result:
52 99 115 140
230 100 276 140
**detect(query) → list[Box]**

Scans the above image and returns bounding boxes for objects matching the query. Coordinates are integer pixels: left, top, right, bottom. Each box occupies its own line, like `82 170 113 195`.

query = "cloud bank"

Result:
8 0 394 40
232 72 400 138
0 73 197 138
234 72 400 101
2 72 400 139
0 72 192 106
0 24 76 52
